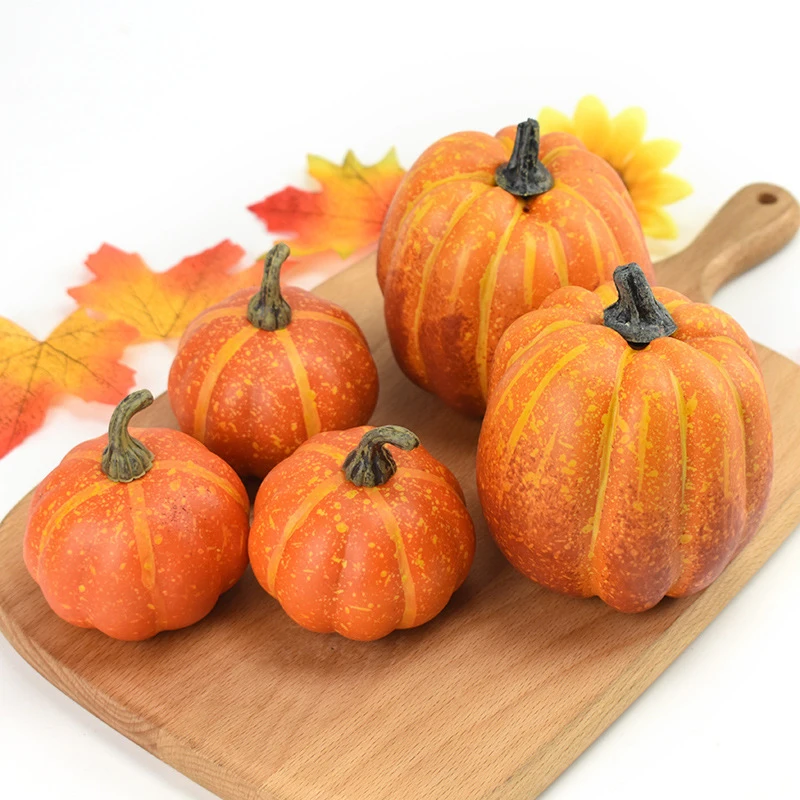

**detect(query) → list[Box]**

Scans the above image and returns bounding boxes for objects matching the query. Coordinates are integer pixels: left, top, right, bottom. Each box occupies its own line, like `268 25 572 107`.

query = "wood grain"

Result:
1 183 799 800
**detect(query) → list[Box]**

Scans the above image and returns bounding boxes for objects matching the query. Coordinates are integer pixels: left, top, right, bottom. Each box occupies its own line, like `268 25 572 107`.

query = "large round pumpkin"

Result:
476 264 772 612
378 118 654 417
249 425 475 640
169 243 379 477
24 390 251 640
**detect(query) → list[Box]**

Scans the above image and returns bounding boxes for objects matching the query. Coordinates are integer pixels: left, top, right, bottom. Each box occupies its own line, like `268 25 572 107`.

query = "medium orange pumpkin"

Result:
24 390 250 641
249 425 475 641
476 264 773 612
168 243 379 477
378 118 654 417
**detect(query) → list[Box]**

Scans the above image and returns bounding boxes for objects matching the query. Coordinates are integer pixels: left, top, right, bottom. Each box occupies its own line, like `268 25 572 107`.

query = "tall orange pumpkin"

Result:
476 264 773 612
378 118 654 417
24 390 250 640
249 425 475 641
169 243 379 477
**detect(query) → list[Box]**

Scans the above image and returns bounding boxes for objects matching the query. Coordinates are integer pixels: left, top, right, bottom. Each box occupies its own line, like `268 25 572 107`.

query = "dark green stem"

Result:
247 242 292 331
603 263 677 349
101 390 155 482
342 426 420 487
495 119 554 199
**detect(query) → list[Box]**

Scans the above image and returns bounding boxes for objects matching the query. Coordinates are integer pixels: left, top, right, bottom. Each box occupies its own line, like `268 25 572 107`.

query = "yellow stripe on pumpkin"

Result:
301 442 349 466
411 188 488 382
636 394 652 499
555 182 623 273
544 223 569 287
522 232 537 307
36 480 119 561
266 472 345 594
182 307 247 346
157 460 250 512
668 370 689 511
369 491 417 628
127 481 168 629
292 310 361 339
394 467 462 500
274 329 321 440
392 173 494 255
588 349 632 566
502 342 589 476
476 205 524 399
193 325 260 441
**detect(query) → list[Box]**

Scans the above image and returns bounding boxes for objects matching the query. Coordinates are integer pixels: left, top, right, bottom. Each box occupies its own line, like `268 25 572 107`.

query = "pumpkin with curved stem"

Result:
476 264 773 612
23 390 251 641
168 243 379 478
378 118 654 417
249 425 476 641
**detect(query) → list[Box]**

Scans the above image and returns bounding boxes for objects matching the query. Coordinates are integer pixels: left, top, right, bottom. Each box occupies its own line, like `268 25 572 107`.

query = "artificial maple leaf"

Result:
248 149 405 258
0 310 137 458
68 240 250 341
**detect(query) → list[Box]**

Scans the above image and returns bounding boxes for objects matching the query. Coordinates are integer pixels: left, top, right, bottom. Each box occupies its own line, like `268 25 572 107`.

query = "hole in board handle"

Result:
758 192 778 205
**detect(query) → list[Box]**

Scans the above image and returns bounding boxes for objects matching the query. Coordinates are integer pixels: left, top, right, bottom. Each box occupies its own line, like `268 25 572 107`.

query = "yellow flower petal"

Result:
629 173 693 206
623 139 682 184
537 107 575 136
572 95 612 159
605 107 648 170
636 204 680 240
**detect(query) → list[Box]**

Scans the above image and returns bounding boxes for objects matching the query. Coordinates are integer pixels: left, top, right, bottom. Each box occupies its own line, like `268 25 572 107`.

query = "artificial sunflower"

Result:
538 95 692 240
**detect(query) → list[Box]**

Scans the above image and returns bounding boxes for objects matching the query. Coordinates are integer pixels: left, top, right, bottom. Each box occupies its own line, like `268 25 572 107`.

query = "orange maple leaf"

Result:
68 241 254 341
0 310 137 458
248 149 405 258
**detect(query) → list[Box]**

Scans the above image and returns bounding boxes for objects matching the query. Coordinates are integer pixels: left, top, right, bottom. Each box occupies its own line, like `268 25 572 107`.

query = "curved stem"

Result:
247 242 292 331
342 426 420 488
603 263 677 349
495 119 554 199
101 390 155 483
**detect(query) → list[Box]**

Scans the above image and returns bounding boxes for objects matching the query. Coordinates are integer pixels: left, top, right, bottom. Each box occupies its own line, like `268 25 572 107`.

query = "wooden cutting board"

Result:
1 183 799 800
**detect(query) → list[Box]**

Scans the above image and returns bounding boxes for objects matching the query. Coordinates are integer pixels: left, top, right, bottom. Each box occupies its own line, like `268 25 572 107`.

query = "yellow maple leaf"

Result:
68 240 251 341
248 149 405 258
0 310 137 457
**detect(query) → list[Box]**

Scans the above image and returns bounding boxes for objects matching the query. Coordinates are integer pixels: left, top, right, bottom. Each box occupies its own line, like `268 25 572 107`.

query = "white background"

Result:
2 1 800 798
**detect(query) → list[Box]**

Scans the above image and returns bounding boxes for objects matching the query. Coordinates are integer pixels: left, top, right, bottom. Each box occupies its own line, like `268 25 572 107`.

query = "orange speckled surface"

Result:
168 285 379 478
378 126 654 416
478 284 772 612
249 426 475 641
23 428 250 641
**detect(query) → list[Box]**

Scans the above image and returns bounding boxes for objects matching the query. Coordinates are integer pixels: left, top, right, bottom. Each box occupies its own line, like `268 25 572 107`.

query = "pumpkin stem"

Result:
247 242 292 331
342 426 420 487
495 119 554 199
603 263 677 349
101 389 155 483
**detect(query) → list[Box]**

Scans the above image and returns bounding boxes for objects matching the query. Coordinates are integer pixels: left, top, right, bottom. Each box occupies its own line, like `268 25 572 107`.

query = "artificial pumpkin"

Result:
249 425 475 641
24 390 250 641
378 118 654 417
168 243 379 477
476 264 772 612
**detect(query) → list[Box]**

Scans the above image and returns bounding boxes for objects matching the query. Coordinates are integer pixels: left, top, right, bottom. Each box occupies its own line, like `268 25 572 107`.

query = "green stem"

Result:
495 119 554 199
603 263 677 349
101 390 155 482
342 426 420 487
247 242 292 331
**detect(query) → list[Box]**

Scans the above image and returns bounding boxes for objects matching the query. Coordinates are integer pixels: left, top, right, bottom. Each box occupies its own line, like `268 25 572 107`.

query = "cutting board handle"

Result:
655 183 800 303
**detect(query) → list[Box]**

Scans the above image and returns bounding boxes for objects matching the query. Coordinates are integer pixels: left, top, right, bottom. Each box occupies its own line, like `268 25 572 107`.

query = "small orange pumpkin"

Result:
24 390 250 640
168 243 379 477
249 425 475 641
378 118 654 417
476 264 773 612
